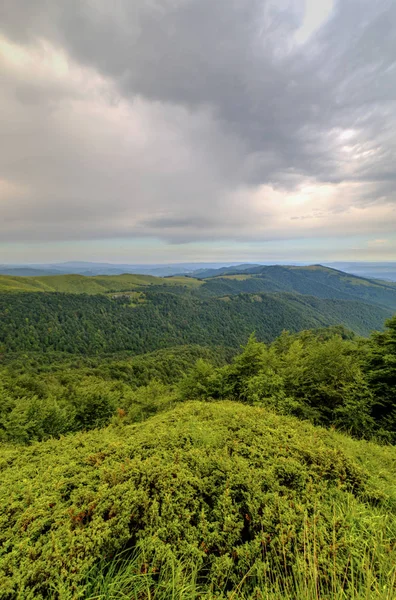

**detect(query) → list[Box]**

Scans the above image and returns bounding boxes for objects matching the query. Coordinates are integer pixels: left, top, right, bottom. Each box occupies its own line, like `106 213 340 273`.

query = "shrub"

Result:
0 401 394 599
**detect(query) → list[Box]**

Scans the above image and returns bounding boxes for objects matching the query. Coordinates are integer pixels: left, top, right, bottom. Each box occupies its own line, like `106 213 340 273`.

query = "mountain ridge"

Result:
195 264 396 310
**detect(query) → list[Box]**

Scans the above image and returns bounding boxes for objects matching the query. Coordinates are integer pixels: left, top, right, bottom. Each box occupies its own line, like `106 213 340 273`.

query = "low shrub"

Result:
0 402 395 599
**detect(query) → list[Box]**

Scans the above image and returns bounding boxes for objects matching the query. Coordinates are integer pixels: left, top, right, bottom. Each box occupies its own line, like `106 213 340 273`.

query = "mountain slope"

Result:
0 290 391 354
197 265 396 309
3 266 396 310
0 273 202 294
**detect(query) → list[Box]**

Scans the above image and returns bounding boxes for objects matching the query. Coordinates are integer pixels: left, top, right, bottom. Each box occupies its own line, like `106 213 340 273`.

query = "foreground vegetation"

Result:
0 328 395 598
1 401 395 599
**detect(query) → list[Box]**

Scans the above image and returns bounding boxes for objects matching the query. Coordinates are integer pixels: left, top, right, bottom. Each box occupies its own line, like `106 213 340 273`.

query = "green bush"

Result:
178 332 381 439
0 395 72 444
0 345 233 444
70 380 121 430
120 379 177 423
365 315 396 440
0 401 395 599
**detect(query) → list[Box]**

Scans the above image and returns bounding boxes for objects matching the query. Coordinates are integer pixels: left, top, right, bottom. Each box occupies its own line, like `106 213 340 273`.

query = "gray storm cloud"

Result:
0 0 396 245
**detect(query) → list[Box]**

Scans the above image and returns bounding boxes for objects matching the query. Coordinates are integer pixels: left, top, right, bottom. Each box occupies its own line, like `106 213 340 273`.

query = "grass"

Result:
78 502 396 600
212 275 253 281
0 274 203 294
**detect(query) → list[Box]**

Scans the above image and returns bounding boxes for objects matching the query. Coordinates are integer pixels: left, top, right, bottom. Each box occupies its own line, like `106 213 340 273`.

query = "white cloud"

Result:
295 0 335 44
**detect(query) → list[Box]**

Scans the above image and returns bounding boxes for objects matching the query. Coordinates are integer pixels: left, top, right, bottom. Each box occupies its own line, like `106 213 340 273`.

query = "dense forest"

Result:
0 290 391 354
1 319 396 445
0 268 395 599
194 265 396 308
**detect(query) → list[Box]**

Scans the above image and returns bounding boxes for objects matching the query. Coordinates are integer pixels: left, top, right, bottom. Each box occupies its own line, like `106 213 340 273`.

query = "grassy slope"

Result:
2 266 396 314
0 273 202 294
199 265 396 309
0 401 395 599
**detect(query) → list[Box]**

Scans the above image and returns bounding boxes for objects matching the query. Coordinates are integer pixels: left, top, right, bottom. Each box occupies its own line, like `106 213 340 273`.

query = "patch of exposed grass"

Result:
0 273 203 295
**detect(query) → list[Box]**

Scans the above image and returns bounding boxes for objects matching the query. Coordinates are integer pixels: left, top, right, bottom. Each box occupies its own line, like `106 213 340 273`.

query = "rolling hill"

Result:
2 265 396 309
0 273 202 294
196 265 396 309
0 266 395 356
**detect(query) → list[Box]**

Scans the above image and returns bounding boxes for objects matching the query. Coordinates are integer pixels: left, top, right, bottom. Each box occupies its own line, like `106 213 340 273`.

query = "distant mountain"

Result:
196 265 396 310
0 266 65 277
325 262 396 282
1 266 395 355
3 261 396 281
0 262 253 277
2 265 396 310
191 262 396 283
189 264 261 278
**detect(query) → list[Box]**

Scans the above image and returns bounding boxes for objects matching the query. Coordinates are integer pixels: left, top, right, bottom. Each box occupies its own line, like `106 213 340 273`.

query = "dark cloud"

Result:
1 0 396 248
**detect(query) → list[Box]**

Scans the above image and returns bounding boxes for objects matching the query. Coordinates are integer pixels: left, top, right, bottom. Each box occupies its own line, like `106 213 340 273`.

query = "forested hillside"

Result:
0 290 391 354
2 322 396 444
197 265 396 308
2 265 396 311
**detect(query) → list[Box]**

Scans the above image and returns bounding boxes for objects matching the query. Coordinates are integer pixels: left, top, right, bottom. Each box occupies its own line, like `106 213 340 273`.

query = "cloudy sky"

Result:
1 0 396 264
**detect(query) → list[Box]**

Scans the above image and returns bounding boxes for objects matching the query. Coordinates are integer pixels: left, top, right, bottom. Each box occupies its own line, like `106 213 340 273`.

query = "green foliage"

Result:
1 344 232 384
70 380 120 430
1 308 396 598
0 346 232 443
0 273 203 294
198 265 396 310
178 329 389 440
120 380 178 423
365 315 396 440
0 289 390 355
0 402 395 599
1 317 396 444
0 394 71 444
178 358 219 400
277 335 376 435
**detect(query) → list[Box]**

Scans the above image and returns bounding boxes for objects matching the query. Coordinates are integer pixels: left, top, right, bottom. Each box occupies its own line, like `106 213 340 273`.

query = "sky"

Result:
1 0 396 264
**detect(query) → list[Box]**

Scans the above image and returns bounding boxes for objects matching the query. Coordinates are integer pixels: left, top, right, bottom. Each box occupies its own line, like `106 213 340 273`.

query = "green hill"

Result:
0 290 391 354
0 273 202 294
198 265 396 309
3 266 396 312
1 401 395 599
